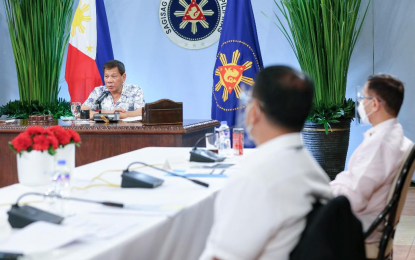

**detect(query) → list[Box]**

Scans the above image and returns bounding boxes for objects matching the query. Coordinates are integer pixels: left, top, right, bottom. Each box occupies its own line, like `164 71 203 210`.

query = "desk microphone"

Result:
7 192 124 228
122 161 209 188
95 91 110 114
189 126 235 163
95 91 110 105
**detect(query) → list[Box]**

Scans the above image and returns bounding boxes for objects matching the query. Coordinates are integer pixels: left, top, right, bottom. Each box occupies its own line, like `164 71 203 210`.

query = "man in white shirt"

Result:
200 66 332 260
331 74 412 242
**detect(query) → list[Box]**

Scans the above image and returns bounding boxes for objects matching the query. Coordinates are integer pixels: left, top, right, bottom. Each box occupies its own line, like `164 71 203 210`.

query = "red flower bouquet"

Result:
48 126 81 147
9 126 82 155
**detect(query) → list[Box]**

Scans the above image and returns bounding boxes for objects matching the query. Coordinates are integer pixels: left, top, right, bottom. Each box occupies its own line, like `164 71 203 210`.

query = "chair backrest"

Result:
364 143 415 259
290 196 366 260
391 143 415 226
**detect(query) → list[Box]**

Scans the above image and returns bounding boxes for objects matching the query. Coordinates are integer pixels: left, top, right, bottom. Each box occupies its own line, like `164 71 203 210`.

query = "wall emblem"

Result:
159 0 227 50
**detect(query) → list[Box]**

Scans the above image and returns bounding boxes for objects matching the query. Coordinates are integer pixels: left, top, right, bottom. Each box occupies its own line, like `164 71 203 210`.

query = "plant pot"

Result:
55 143 75 175
302 119 351 180
17 151 54 186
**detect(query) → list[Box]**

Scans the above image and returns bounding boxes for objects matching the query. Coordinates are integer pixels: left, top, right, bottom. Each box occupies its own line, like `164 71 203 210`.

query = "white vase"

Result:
17 151 55 186
55 143 75 176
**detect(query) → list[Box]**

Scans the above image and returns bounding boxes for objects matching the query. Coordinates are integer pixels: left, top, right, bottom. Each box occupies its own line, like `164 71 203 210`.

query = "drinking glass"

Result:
71 102 81 122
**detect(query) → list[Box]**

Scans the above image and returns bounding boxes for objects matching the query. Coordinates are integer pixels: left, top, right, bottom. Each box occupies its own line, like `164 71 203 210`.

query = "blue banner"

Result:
211 0 263 135
95 0 114 81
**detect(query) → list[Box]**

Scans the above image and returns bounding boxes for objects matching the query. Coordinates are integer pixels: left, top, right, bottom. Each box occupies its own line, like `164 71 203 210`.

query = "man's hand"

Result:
114 108 127 113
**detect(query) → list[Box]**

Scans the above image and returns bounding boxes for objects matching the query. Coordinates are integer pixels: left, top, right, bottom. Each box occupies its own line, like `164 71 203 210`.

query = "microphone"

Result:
7 192 124 228
189 126 235 163
123 161 209 188
95 91 110 105
95 91 110 114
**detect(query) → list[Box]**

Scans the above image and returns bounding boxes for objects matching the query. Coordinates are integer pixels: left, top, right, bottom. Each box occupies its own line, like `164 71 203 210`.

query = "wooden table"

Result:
0 119 219 187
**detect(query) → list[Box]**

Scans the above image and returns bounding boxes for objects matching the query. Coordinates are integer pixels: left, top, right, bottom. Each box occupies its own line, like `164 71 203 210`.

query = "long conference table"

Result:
0 147 250 260
0 119 219 187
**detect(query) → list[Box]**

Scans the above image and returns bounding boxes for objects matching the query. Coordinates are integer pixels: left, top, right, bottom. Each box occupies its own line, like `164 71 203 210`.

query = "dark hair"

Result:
252 66 314 132
103 60 125 75
367 74 404 116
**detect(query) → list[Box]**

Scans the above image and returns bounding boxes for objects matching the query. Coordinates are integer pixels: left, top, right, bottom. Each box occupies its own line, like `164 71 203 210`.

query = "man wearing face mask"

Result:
199 66 332 260
331 74 412 242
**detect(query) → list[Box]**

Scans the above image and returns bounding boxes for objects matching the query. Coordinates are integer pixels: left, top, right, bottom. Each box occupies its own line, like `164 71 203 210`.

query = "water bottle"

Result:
46 160 71 199
218 121 232 158
45 160 71 215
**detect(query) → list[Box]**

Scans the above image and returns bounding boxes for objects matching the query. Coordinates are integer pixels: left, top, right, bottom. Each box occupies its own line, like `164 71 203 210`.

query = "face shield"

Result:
235 83 256 147
355 86 365 125
235 83 253 128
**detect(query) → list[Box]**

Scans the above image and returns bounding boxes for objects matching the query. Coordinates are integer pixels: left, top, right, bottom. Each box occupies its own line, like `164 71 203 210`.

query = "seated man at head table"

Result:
81 59 145 119
199 66 332 260
331 74 412 243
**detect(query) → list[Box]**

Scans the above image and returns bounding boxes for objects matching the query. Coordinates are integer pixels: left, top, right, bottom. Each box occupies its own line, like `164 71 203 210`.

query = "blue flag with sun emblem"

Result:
211 0 263 130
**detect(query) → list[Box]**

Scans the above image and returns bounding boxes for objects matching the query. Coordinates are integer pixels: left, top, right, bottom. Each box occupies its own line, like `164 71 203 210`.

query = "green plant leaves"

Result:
0 99 72 119
268 0 370 133
308 98 355 134
3 0 74 105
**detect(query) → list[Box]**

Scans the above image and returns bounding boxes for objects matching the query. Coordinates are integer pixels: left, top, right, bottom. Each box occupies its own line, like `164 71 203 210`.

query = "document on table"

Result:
167 169 228 178
62 214 141 240
0 217 144 254
122 116 142 122
0 221 86 254
88 204 183 218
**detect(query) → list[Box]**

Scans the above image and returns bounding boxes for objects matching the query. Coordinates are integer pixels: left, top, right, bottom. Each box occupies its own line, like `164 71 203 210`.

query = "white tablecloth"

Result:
0 147 251 260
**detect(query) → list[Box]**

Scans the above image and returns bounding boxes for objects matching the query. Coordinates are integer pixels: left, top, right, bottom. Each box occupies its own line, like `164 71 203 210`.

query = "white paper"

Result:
60 116 74 121
63 215 141 240
122 116 142 122
0 221 86 254
88 203 182 218
74 120 94 125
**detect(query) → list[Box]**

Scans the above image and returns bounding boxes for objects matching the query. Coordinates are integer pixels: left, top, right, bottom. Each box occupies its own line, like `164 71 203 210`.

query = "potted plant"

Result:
9 126 81 186
4 0 74 105
0 99 73 119
271 0 370 179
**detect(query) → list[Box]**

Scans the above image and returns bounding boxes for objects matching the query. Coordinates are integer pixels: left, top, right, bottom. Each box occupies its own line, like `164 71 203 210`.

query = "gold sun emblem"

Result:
174 0 214 35
215 50 254 102
71 3 92 37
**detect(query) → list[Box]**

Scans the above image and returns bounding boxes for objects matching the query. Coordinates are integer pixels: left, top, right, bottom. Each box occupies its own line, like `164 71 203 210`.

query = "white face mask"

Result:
357 99 374 125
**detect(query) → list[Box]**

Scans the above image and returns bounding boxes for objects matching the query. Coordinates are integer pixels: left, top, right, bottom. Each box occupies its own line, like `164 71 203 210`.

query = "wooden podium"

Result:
0 119 219 187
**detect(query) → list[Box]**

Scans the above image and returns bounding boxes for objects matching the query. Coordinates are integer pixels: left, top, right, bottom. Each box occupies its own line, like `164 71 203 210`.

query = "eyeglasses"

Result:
357 92 382 103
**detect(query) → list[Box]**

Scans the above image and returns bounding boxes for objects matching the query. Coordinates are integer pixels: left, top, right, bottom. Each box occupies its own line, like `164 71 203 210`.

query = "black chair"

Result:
290 196 366 260
364 144 415 260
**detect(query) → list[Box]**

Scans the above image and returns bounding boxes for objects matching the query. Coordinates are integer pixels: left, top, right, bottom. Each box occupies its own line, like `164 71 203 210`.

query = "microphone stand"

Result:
98 102 103 114
14 192 124 208
8 192 124 228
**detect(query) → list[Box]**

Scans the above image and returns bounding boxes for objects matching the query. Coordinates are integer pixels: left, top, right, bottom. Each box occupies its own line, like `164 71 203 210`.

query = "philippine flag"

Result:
65 0 114 103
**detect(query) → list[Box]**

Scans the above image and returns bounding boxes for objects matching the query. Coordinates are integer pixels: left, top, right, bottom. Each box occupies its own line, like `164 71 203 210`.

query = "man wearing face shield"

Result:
331 74 412 243
199 66 332 260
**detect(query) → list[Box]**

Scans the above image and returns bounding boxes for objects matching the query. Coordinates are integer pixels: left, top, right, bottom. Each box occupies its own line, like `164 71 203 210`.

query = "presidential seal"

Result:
159 0 227 50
